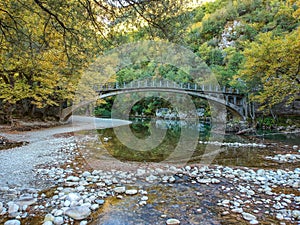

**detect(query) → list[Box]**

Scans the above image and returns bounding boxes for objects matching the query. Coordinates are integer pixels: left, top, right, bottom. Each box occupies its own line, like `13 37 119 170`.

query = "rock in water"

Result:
65 206 91 220
166 218 180 225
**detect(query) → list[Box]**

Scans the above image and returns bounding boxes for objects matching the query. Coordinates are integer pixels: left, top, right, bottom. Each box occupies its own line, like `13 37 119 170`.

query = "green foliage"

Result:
257 117 277 128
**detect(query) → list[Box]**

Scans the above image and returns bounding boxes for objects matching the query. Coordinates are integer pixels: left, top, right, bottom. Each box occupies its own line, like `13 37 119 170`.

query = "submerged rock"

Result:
65 206 91 220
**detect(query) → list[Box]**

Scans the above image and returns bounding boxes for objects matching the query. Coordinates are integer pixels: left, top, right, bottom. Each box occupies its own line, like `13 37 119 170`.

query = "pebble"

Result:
95 199 105 205
139 201 147 206
242 212 256 221
0 202 3 212
146 175 158 182
232 208 243 213
66 176 80 182
66 193 81 202
44 214 55 222
53 216 64 225
249 219 259 224
166 218 180 225
125 189 138 195
4 220 21 225
276 213 284 220
43 222 53 225
80 221 88 225
141 196 148 201
114 187 126 194
98 191 107 198
65 206 91 220
54 210 64 216
7 202 19 217
292 210 300 219
91 204 99 210
82 171 91 177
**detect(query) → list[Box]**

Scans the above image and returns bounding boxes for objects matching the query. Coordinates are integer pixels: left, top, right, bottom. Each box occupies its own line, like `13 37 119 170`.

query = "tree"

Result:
236 28 300 112
0 0 190 123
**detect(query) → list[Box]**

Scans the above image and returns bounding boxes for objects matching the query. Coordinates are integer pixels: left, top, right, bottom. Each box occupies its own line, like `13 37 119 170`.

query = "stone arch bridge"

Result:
61 79 248 121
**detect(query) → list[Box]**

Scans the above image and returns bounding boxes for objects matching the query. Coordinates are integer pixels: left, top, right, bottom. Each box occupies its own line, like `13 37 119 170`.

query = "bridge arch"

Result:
98 88 245 119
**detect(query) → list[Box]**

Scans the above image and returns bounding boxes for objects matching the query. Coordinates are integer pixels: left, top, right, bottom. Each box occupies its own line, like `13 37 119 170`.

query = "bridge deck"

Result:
93 80 243 95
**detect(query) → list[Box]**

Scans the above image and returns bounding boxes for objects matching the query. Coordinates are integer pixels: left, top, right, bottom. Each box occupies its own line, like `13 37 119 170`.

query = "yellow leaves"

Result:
238 28 300 111
189 22 202 31
287 0 300 19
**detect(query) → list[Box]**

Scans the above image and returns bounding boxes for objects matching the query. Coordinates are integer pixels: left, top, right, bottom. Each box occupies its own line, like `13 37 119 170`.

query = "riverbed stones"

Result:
65 206 91 220
0 202 3 212
2 135 300 225
166 218 180 225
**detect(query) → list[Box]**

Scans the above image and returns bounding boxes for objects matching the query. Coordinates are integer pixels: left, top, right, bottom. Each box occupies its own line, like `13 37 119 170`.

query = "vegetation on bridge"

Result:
0 0 299 123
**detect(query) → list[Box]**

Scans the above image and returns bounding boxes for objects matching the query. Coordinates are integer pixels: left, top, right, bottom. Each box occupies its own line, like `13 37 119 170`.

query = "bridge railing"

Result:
93 79 241 94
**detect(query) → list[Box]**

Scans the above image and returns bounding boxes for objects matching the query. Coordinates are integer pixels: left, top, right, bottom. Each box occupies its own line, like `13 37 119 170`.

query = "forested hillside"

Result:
0 0 299 123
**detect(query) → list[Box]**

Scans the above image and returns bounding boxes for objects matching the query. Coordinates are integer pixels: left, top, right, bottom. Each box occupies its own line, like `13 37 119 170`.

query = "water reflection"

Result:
78 118 297 169
154 119 207 133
